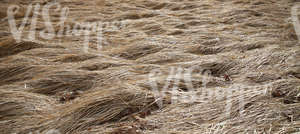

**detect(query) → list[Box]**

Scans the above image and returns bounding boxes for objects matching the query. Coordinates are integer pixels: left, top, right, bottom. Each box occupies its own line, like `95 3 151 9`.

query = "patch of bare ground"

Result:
0 0 300 133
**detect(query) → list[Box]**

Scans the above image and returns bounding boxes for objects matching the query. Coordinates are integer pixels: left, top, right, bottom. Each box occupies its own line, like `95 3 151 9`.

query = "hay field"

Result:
0 0 300 133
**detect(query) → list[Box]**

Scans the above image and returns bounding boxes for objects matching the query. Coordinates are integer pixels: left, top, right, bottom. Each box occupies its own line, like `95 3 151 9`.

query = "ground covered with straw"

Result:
0 0 300 133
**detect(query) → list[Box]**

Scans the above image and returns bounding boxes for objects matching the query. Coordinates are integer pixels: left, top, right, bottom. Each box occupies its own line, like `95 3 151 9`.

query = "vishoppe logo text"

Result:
148 66 273 117
292 3 300 43
7 2 124 53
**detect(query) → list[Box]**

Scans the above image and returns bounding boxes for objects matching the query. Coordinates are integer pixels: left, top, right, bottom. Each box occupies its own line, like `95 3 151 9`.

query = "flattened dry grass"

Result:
26 89 162 134
0 0 300 133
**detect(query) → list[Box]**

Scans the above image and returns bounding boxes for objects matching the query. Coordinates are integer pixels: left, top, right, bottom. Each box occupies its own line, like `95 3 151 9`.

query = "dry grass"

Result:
0 0 300 133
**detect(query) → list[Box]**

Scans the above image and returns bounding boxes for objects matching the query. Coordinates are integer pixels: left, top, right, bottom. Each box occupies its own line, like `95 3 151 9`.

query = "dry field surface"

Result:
0 0 300 133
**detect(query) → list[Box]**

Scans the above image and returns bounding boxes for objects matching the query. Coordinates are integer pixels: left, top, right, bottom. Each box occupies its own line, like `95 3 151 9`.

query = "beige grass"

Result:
0 0 300 133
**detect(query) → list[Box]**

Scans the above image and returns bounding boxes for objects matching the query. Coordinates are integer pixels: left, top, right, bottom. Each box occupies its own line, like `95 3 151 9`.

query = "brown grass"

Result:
0 0 300 133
